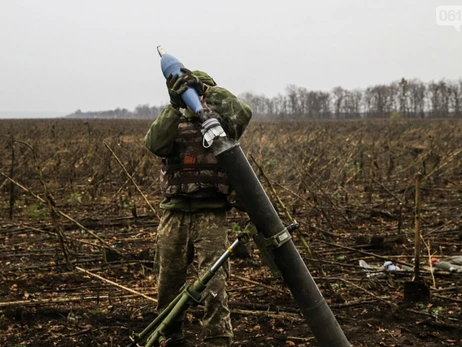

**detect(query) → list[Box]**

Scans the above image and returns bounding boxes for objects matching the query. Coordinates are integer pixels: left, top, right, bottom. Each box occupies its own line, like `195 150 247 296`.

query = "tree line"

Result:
242 78 462 119
67 105 162 119
66 78 462 120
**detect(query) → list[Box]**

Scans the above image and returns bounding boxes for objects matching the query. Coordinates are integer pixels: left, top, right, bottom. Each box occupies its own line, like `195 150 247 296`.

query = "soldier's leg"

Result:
192 210 233 345
156 210 191 337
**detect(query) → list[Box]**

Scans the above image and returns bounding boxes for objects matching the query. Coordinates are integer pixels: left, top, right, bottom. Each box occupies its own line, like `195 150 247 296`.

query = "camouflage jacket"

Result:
145 86 252 212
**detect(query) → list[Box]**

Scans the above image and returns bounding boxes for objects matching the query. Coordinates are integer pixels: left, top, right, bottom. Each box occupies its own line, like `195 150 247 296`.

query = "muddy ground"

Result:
0 118 461 346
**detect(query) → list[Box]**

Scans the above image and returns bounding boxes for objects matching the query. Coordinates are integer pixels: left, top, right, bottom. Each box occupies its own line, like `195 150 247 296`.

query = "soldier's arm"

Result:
144 105 182 157
204 87 252 141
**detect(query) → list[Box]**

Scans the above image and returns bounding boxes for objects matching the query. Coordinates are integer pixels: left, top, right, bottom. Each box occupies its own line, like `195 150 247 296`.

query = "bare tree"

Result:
397 78 409 118
303 91 329 119
286 84 302 117
364 84 396 118
343 90 362 119
331 86 346 118
447 79 462 118
318 91 332 119
407 79 426 118
428 80 450 118
273 93 289 119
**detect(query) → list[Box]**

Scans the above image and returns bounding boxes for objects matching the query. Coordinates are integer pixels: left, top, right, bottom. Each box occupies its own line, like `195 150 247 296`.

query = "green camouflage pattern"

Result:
202 86 252 142
144 83 252 211
158 196 230 212
145 80 251 345
192 70 217 87
144 104 183 158
156 209 233 342
160 121 230 198
145 85 252 157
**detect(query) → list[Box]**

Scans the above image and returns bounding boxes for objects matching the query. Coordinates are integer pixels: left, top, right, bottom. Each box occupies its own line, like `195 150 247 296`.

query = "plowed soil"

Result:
1 118 461 346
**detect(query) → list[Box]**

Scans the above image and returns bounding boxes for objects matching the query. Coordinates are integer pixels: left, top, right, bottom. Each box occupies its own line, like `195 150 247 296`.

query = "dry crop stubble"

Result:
0 118 461 346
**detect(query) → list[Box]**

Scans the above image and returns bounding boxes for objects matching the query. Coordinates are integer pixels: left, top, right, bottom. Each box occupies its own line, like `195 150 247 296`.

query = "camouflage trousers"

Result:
155 209 233 342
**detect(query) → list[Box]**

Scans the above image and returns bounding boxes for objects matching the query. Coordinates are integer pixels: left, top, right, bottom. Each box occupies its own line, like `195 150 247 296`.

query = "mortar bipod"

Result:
127 230 252 347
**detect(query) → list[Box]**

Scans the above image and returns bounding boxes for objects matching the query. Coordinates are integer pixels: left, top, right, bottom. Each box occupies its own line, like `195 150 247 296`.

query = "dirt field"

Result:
1 118 461 346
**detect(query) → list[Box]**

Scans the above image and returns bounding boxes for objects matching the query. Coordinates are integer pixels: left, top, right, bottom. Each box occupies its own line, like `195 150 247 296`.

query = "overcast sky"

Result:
1 0 461 116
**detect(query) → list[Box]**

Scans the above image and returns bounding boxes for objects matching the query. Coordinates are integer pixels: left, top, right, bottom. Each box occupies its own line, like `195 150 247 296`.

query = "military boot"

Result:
160 320 186 346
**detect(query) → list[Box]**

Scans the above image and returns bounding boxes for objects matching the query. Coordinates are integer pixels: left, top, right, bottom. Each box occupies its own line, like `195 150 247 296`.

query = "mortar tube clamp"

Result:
256 227 292 251
268 228 292 249
201 118 226 148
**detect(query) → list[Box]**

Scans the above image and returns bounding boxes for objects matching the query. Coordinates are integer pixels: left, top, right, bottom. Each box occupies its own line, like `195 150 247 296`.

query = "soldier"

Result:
145 68 252 346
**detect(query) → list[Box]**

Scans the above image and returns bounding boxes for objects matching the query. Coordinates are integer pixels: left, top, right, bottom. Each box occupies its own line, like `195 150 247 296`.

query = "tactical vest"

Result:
160 120 230 198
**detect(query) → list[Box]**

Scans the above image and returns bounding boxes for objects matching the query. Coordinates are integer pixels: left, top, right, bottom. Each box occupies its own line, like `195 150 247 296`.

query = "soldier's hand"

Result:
166 68 205 109
166 73 187 109
180 68 206 96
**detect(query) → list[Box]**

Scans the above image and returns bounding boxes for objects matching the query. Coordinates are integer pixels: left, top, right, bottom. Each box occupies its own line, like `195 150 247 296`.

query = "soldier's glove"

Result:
166 73 188 109
180 68 206 96
166 68 205 109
